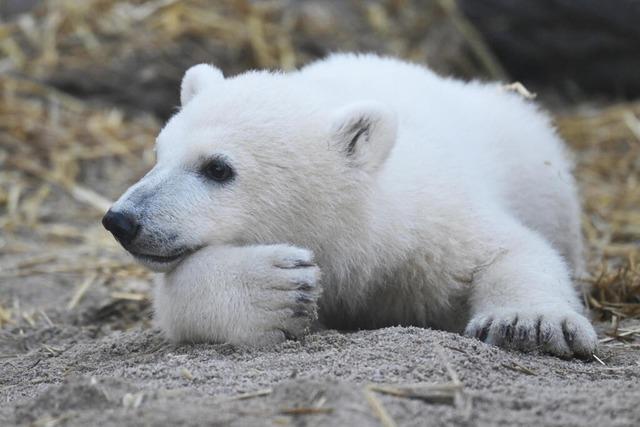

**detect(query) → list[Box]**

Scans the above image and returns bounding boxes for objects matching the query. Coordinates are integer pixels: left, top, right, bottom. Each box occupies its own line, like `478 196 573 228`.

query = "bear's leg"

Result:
153 244 321 346
464 219 597 359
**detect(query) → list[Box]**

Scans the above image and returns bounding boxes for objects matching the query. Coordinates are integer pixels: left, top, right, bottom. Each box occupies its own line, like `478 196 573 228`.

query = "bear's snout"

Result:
102 209 140 246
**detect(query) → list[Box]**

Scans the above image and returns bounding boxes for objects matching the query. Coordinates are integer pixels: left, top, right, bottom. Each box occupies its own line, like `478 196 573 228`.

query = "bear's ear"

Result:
180 64 224 107
330 101 397 172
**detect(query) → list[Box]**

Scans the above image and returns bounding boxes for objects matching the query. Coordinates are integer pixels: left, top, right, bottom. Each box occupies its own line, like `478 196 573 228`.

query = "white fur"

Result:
180 64 223 106
110 53 597 358
154 244 321 346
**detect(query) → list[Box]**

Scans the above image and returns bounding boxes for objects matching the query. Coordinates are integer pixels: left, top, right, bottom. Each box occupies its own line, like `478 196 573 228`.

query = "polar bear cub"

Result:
103 54 597 358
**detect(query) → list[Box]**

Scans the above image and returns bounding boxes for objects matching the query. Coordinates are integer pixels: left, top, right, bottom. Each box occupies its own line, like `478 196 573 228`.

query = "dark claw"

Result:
478 318 493 342
296 294 314 304
496 322 510 343
517 326 530 343
296 282 313 291
535 317 543 345
504 316 519 343
293 259 315 267
561 320 575 346
277 259 315 269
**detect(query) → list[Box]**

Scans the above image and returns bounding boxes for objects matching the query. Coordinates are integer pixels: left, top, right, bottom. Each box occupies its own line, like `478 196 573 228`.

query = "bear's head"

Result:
102 63 398 271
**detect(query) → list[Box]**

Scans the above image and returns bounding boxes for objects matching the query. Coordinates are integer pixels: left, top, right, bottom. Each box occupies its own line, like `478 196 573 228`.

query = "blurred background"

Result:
0 0 638 337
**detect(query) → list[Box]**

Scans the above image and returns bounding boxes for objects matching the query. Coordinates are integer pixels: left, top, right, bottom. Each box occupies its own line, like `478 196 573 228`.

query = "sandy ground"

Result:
1 271 639 427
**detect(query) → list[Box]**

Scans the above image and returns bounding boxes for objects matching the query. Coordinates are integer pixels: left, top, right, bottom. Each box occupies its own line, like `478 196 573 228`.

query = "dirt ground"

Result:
1 280 639 427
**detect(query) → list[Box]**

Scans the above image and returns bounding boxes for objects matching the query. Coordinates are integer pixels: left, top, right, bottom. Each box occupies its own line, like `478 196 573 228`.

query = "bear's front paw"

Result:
245 245 322 346
464 307 597 359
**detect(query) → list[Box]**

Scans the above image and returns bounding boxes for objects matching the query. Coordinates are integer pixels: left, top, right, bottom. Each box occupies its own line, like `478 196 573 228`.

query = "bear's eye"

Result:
201 158 234 183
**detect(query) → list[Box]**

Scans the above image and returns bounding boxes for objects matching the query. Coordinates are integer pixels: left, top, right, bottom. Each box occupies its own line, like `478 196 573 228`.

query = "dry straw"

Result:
557 105 640 331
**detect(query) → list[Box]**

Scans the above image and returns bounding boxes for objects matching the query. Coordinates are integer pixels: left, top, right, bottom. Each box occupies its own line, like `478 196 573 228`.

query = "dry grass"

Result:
557 105 640 324
0 0 496 119
0 74 156 328
0 0 495 74
0 1 638 334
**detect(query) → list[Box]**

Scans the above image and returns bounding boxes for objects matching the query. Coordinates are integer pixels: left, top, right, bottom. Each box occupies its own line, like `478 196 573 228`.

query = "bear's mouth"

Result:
132 251 187 263
129 247 198 271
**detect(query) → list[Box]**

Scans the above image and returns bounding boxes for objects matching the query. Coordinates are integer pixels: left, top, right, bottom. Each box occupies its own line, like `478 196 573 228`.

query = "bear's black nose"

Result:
102 209 139 245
